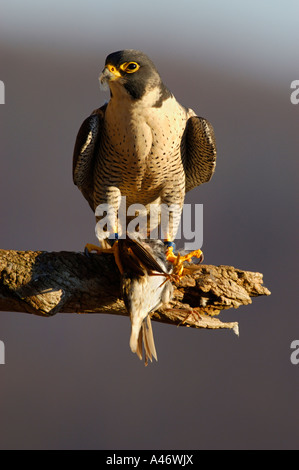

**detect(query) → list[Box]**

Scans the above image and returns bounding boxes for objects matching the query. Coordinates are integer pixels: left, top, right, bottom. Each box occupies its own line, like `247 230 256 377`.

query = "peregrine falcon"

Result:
73 50 217 362
73 49 216 249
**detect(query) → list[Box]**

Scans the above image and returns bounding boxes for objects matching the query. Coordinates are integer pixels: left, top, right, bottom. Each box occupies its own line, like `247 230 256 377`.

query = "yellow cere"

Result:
106 64 122 77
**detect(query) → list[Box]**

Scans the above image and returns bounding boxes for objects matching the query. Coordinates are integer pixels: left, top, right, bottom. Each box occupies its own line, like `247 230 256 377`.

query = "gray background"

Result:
0 0 298 449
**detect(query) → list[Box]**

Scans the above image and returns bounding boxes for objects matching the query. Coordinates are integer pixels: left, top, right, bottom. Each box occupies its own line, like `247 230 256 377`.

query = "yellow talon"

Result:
166 246 204 278
165 246 178 263
179 249 203 264
84 241 112 254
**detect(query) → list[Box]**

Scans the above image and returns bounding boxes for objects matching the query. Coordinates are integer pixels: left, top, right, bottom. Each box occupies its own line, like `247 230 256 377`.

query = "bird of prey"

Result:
73 49 217 258
117 235 174 365
73 50 216 362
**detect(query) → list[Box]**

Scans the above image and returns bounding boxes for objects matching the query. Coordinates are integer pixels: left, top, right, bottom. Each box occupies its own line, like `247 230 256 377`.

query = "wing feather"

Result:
184 116 217 193
72 104 107 211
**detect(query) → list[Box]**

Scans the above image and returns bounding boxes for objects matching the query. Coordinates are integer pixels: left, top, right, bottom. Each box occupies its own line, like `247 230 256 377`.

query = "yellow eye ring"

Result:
120 62 140 73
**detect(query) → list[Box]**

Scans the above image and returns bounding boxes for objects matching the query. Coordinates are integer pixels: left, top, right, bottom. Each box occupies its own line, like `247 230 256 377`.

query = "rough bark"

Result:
0 249 271 334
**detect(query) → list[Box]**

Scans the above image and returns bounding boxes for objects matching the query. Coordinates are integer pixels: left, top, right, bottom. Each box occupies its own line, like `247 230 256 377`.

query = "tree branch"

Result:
0 249 270 334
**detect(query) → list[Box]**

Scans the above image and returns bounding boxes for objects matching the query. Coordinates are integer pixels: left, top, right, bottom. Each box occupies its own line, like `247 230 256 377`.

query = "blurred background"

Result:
0 0 298 449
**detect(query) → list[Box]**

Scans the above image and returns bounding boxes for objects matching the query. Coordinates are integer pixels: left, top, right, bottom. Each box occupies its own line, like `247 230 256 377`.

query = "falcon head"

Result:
99 49 171 103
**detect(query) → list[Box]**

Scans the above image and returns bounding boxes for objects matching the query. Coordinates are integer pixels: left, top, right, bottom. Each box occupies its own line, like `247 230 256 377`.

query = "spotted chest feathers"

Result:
98 92 189 205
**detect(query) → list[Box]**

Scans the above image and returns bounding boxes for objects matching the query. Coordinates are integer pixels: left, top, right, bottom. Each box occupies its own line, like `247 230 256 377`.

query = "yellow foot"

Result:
166 246 204 278
84 241 124 274
84 241 113 254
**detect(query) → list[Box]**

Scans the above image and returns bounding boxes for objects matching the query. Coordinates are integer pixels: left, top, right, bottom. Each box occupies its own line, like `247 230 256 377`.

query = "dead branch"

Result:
0 249 270 334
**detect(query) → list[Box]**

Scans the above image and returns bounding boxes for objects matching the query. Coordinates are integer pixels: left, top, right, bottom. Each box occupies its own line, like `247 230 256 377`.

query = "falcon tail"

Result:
130 316 157 366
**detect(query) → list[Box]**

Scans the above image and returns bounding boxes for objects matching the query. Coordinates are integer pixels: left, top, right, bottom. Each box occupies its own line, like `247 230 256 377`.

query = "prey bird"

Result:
117 236 174 365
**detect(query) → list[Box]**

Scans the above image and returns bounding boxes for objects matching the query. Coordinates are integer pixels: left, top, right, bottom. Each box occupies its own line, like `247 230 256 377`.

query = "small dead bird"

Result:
117 236 174 366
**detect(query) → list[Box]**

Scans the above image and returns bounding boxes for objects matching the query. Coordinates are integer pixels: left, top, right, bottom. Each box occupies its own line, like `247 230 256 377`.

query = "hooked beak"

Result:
99 65 122 89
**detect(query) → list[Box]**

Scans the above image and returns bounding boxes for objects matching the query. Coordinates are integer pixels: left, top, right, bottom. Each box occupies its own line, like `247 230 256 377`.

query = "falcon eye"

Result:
127 62 138 70
120 61 140 73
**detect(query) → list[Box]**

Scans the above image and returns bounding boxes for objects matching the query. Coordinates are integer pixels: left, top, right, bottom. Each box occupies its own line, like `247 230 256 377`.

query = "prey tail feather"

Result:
137 328 143 361
130 321 143 360
130 316 158 365
142 316 158 366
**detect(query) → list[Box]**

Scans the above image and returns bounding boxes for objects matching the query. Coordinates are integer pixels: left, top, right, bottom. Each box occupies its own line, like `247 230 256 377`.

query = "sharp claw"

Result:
165 247 204 279
84 246 91 257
